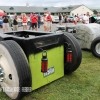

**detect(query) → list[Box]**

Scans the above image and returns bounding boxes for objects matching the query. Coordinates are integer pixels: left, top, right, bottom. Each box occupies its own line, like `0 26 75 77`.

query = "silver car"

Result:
56 23 100 58
51 15 59 23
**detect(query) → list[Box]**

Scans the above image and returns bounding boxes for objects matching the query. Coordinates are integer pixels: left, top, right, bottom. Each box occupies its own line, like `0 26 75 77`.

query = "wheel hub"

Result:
0 65 4 82
95 43 100 54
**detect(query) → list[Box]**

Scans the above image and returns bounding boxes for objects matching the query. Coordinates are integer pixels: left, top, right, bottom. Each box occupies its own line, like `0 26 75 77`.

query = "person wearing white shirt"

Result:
82 12 90 24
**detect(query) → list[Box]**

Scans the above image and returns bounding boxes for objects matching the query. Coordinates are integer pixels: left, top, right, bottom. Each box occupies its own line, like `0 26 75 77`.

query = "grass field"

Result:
0 50 100 100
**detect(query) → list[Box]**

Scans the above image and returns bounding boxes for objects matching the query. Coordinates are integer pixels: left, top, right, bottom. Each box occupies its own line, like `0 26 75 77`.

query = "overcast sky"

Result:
0 0 100 8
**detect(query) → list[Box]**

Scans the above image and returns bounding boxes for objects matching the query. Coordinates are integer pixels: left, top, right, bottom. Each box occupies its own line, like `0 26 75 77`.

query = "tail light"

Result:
66 49 72 63
41 50 48 72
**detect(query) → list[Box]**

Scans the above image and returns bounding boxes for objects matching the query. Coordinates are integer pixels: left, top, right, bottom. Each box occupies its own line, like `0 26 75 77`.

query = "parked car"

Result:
51 15 59 23
0 30 82 100
55 23 100 58
17 17 22 26
67 16 74 23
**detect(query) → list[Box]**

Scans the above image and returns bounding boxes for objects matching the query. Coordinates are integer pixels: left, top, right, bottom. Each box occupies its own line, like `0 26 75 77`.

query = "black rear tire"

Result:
63 33 82 74
0 40 32 100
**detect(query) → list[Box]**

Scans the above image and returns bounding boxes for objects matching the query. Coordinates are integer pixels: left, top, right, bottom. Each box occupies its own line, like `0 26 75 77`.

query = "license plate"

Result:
44 67 55 77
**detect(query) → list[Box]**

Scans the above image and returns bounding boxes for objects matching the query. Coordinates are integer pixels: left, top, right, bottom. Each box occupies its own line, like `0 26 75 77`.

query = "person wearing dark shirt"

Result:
37 13 41 28
13 15 18 31
59 13 63 25
2 12 9 32
29 13 33 30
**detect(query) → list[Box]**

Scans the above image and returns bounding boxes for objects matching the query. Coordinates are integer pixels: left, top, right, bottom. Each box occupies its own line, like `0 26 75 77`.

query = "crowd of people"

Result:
62 12 91 25
1 11 99 32
1 11 53 32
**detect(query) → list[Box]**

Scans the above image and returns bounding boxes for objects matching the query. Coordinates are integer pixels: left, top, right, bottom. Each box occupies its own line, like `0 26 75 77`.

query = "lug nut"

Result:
0 66 4 82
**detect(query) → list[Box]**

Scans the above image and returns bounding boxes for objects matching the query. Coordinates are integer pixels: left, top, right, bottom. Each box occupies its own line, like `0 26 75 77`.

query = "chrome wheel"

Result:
0 45 19 99
95 43 100 54
0 40 31 100
0 54 14 87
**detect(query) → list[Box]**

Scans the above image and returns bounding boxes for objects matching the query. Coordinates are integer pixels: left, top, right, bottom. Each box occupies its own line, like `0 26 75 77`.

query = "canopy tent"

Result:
0 12 5 16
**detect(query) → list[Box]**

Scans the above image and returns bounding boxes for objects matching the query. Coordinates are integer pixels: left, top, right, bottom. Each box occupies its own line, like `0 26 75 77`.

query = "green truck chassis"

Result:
0 31 82 100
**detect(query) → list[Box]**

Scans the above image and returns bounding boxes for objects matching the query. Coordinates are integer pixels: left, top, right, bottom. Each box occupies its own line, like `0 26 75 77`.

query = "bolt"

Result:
0 66 4 82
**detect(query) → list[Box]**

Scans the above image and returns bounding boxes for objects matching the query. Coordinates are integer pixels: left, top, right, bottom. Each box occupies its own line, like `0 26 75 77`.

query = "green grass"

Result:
1 50 100 100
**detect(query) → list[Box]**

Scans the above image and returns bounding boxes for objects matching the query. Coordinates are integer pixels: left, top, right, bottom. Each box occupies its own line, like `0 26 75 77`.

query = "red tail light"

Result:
66 50 72 63
41 61 48 72
41 50 48 72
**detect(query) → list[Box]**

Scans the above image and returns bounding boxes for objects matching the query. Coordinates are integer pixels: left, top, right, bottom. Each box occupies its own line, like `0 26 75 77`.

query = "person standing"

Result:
82 12 90 24
13 15 18 31
37 13 41 28
73 15 77 25
2 12 9 32
47 12 52 32
59 13 63 25
86 12 90 24
31 13 38 31
21 13 28 30
82 14 86 24
29 13 33 30
43 14 47 31
64 13 68 23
